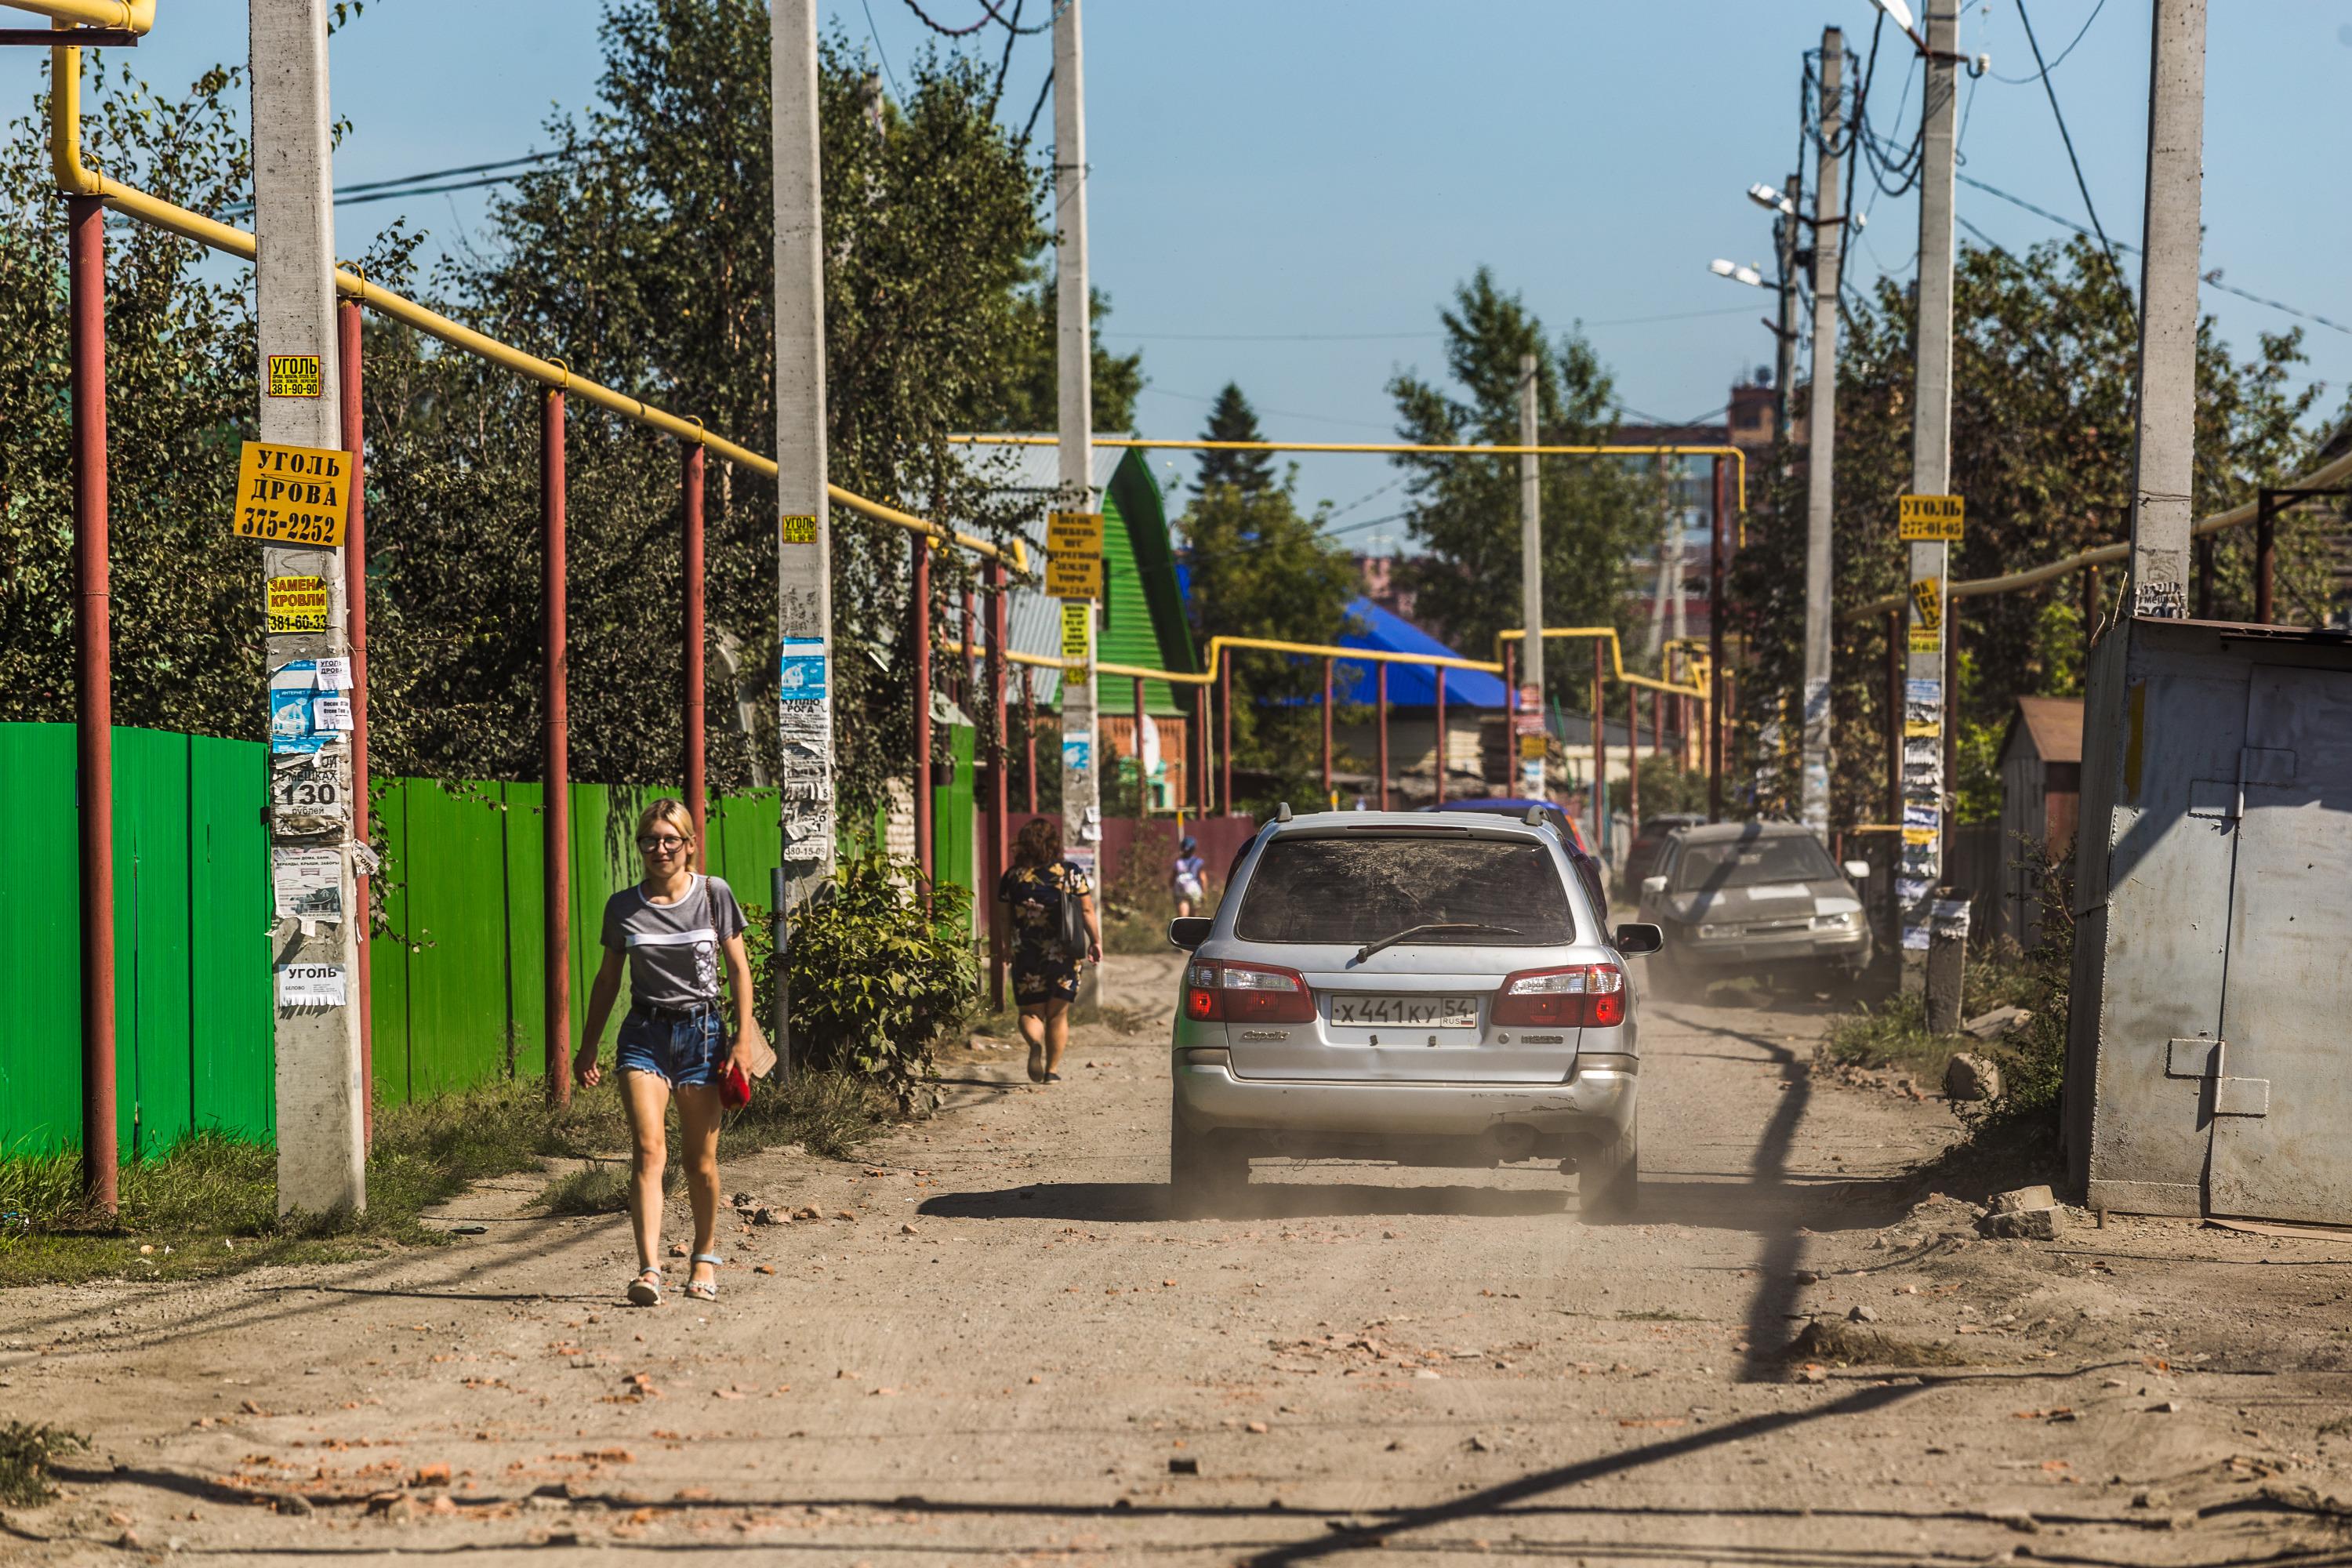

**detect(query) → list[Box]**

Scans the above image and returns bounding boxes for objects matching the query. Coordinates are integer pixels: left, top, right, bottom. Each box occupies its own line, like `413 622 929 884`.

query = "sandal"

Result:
1027 1044 1046 1083
626 1267 662 1308
684 1253 724 1302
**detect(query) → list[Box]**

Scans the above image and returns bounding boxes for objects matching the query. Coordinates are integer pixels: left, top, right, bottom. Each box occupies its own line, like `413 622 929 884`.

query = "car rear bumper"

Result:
1172 1049 1636 1140
1677 928 1869 969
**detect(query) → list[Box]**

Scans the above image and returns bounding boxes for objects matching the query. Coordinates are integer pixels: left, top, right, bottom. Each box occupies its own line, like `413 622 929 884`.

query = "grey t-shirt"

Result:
601 874 746 1011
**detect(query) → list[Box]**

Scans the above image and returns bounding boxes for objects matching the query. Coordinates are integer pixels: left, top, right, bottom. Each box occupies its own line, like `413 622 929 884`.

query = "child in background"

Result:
1171 835 1207 917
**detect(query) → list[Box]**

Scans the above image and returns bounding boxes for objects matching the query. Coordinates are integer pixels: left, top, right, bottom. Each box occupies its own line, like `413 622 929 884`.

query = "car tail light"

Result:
1183 961 1315 1025
1492 964 1627 1029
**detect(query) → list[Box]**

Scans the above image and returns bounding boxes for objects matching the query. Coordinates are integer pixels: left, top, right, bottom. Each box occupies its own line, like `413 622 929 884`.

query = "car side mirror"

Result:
1614 922 1666 956
1640 875 1668 896
1842 858 1871 882
1167 916 1212 950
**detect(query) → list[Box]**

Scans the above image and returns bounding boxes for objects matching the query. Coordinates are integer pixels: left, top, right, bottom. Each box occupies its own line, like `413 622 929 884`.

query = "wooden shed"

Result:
1998 695 2083 949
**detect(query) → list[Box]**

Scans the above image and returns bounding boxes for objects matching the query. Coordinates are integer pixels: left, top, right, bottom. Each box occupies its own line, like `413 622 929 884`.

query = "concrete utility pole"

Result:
1902 0 1961 989
2124 0 2205 619
771 0 837 929
252 0 365 1216
1054 0 1102 981
1797 27 1842 843
1774 172 1802 438
1518 351 1545 797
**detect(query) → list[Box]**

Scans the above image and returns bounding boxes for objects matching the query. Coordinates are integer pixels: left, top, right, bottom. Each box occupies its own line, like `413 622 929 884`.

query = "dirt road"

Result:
5 953 2350 1565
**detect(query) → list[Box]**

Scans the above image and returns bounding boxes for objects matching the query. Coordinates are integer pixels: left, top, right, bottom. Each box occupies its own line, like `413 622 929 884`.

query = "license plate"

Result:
1327 994 1479 1029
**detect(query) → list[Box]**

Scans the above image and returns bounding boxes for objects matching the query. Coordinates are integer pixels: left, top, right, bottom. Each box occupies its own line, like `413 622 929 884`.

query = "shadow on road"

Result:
919 1180 1567 1223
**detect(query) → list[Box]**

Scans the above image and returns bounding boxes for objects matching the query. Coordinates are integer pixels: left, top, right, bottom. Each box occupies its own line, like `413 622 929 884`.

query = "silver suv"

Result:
1166 808 1661 1221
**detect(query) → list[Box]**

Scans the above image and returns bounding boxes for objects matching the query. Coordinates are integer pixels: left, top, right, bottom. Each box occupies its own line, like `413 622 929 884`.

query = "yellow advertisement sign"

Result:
1909 575 1944 633
1898 493 1965 541
779 514 818 545
1060 600 1090 659
1047 510 1104 557
266 354 322 398
232 441 350 547
266 575 330 633
1902 826 1939 846
1047 554 1102 600
1517 732 1547 760
1909 628 1943 655
1903 720 1940 739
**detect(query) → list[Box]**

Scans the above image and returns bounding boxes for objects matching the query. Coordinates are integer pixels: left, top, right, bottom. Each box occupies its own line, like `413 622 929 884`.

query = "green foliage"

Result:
960 277 1144 434
1388 267 1650 655
1733 236 2325 823
0 57 260 735
0 1422 88 1508
746 853 978 1108
1195 383 1277 495
1633 753 1708 817
539 1163 635 1215
1180 474 1358 811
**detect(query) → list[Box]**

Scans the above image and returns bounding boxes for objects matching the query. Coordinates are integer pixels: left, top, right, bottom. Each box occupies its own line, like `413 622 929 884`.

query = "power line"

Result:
1991 0 2107 84
1958 172 2352 336
901 0 1066 36
2014 0 2126 304
1018 65 1052 149
859 0 903 98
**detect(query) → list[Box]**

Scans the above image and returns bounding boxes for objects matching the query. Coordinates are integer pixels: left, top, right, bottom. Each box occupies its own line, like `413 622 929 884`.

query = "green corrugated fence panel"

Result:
190 734 272 1142
706 788 780 908
933 727 976 937
370 779 416 1109
0 724 84 1156
114 726 194 1159
500 781 544 1083
399 782 517 1097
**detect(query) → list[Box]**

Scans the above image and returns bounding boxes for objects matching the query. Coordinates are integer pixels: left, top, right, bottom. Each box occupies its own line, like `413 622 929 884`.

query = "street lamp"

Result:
1748 182 1796 218
1708 258 1765 289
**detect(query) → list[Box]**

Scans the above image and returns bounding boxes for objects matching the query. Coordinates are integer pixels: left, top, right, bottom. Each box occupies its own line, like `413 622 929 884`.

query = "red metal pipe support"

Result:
1194 684 1207 822
1022 667 1038 815
70 194 116 1213
987 561 1009 1009
1219 656 1233 817
1592 640 1606 853
1624 681 1638 832
682 445 706 867
338 299 372 1143
2255 492 2276 624
1375 662 1389 811
911 534 933 887
1132 675 1146 818
1708 456 1727 823
1433 666 1447 805
543 390 571 1109
965 590 981 706
1320 658 1333 802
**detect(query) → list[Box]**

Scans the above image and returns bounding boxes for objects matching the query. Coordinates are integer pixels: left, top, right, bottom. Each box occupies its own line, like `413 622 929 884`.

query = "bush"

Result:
744 851 978 1110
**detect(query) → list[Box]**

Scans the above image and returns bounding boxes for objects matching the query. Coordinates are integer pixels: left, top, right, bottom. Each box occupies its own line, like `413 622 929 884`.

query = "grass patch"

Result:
539 1163 633 1216
0 1069 893 1289
0 1421 89 1506
1822 991 1961 1083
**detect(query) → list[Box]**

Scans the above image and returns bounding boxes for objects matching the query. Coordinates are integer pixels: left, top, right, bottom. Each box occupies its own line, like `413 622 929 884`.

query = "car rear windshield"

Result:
1671 833 1840 891
1233 835 1575 946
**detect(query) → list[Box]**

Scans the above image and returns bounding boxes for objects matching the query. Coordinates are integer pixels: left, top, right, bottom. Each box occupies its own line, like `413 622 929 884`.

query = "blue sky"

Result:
9 1 2349 537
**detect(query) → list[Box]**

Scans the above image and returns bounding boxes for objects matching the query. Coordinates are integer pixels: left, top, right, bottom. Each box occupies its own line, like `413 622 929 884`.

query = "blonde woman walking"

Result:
575 799 756 1307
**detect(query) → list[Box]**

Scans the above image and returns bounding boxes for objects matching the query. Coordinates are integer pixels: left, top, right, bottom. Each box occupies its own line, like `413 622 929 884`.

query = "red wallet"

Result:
718 1059 752 1109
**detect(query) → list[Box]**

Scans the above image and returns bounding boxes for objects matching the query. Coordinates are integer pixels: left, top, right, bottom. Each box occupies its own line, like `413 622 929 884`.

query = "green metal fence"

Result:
0 720 965 1158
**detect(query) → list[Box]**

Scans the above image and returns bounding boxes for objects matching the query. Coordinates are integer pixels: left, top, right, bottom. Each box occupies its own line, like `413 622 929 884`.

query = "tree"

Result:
960 276 1144 434
1387 268 1649 659
1730 234 2325 826
1180 472 1356 806
1195 383 1276 495
0 56 260 739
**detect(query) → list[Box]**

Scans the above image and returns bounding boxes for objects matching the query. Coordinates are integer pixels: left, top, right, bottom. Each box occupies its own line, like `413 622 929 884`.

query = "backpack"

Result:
1055 862 1091 959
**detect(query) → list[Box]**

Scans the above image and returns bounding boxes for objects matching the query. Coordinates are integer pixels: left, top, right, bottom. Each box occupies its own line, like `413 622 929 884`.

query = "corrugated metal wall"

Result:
0 721 847 1157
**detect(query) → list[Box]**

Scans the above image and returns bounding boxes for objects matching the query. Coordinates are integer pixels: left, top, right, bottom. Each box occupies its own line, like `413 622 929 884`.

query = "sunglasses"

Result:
637 834 688 854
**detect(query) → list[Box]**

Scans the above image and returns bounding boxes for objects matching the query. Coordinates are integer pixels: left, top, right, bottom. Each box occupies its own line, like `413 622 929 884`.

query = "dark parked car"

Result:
1624 813 1706 891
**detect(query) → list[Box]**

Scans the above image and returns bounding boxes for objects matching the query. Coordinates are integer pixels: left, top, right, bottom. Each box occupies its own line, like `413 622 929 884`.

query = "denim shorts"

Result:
615 1006 724 1088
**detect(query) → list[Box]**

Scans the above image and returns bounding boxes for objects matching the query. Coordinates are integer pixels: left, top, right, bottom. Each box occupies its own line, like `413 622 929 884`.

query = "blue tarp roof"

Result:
1332 597 1507 710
